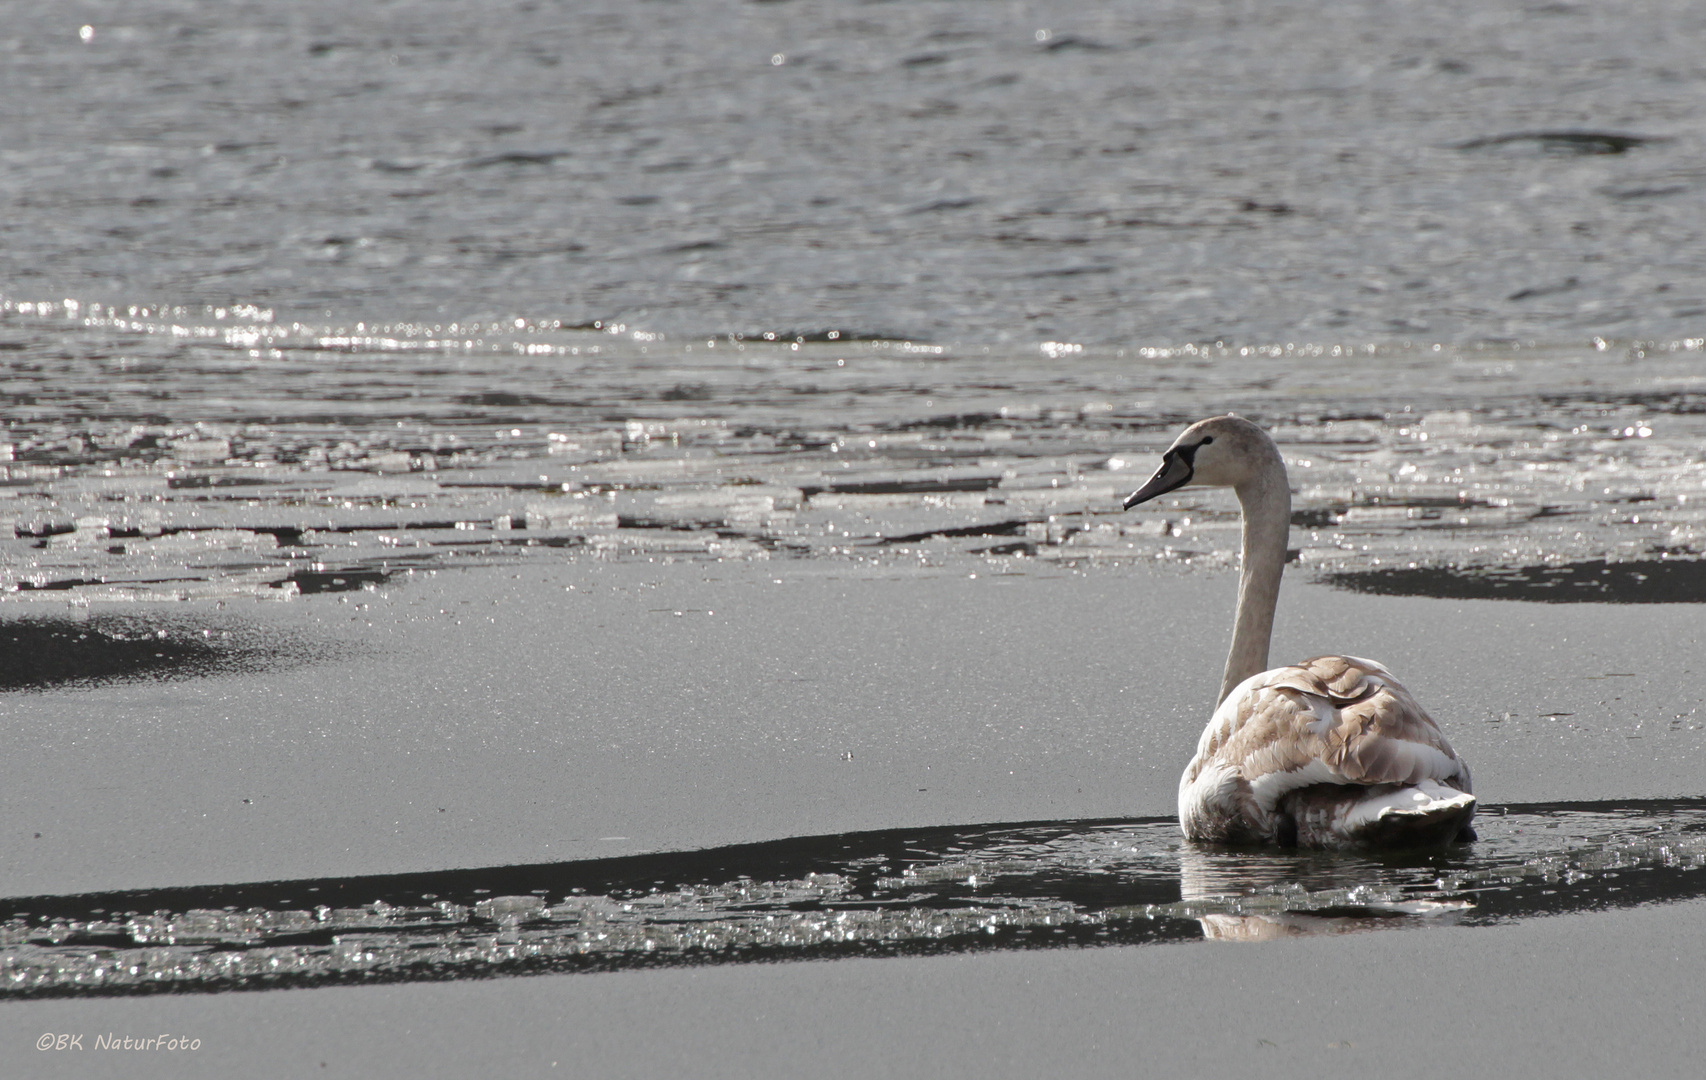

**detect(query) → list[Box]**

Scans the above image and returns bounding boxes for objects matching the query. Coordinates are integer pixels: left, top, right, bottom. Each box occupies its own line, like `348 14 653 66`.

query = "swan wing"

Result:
1180 656 1471 842
1294 655 1471 793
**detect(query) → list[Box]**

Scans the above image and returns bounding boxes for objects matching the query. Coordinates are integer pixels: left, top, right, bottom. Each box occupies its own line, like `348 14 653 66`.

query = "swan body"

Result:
1125 415 1474 849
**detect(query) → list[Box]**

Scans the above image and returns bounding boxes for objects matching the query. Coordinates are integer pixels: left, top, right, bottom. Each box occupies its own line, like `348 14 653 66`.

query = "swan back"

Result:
1179 655 1474 847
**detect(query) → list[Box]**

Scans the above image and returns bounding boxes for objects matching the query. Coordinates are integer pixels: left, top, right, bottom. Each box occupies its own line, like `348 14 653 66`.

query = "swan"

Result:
1123 414 1476 848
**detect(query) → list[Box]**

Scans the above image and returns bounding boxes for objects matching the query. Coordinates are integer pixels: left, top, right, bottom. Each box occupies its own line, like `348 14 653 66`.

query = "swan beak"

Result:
1123 452 1193 509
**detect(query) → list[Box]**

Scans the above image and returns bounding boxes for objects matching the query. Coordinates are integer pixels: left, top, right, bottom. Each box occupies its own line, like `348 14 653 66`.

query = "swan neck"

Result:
1219 465 1291 705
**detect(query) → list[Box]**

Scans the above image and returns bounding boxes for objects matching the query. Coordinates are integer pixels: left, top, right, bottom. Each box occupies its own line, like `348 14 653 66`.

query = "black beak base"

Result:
1122 452 1193 509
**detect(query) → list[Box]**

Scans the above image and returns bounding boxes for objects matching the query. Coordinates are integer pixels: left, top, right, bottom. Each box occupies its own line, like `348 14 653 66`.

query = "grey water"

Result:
4 0 1706 1005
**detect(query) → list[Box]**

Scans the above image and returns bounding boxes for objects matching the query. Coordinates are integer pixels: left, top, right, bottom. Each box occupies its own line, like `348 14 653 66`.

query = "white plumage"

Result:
1124 415 1475 848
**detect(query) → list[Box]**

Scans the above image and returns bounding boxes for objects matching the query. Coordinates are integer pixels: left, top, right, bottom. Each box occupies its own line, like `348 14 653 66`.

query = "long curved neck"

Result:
1219 459 1291 705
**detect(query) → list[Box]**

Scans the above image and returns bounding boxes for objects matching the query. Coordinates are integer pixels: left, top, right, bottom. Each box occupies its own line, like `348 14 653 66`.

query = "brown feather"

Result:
1180 655 1474 846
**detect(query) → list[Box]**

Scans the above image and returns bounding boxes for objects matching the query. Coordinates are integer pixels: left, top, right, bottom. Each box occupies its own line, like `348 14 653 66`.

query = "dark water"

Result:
0 615 330 691
1329 556 1706 603
3 799 1703 997
4 0 1705 344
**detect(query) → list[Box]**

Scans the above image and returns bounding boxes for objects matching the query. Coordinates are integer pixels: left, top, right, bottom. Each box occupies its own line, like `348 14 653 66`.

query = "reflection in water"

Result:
1177 847 1475 941
2 799 1702 998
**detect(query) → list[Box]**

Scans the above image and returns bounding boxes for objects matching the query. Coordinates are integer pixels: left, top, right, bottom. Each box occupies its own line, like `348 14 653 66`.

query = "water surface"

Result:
4 0 1706 1022
3 302 1704 605
4 798 1702 997
5 1 1705 344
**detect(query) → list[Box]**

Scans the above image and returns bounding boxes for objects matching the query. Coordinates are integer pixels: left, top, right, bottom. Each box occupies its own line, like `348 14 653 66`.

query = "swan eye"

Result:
1199 436 1214 445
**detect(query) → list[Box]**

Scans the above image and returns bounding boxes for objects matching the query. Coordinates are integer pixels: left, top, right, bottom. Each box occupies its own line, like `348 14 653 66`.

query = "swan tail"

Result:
1282 780 1476 849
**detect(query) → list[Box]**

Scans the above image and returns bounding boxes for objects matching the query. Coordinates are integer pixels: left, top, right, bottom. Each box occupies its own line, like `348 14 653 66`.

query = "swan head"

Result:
1122 414 1279 509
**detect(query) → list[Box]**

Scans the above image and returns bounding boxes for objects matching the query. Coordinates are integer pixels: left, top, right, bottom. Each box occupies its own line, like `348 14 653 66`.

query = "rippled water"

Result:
6 1 1706 602
3 799 1703 997
4 0 1706 344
